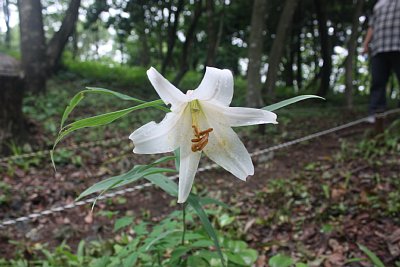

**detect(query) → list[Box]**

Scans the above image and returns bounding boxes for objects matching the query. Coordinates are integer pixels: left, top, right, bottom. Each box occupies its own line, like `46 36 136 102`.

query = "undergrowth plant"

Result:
47 67 322 266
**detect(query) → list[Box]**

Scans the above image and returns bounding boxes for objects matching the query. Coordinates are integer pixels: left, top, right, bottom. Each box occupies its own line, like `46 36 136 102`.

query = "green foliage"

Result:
76 156 176 200
1 203 258 267
0 181 12 205
51 148 83 166
347 244 386 267
51 87 168 167
352 119 400 160
358 244 385 267
269 254 294 267
113 216 134 232
263 95 325 112
65 59 150 91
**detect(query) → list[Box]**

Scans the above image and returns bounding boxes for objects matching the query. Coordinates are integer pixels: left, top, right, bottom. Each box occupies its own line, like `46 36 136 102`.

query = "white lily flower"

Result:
130 67 277 203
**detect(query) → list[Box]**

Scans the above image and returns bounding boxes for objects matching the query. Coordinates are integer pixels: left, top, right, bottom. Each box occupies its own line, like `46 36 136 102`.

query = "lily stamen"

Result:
191 125 213 152
198 128 213 135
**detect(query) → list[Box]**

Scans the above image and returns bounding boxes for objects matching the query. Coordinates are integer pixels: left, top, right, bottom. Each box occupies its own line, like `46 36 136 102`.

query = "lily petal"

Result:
202 119 254 181
177 145 202 203
129 106 189 154
191 67 234 106
202 102 278 127
147 67 188 107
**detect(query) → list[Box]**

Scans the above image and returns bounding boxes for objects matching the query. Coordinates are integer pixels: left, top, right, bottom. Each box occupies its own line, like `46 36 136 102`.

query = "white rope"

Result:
0 108 399 228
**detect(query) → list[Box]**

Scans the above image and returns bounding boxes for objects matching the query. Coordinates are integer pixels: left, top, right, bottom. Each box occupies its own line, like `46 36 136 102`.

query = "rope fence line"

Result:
0 108 399 229
1 107 398 164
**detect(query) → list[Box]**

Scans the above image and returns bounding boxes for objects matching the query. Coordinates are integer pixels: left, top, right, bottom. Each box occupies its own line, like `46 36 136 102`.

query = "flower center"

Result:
189 100 213 152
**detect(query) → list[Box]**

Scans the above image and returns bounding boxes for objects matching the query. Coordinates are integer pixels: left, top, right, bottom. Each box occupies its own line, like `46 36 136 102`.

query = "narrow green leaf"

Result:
199 197 230 209
77 167 176 200
53 99 165 153
61 91 85 129
122 253 138 267
143 175 226 266
189 239 214 248
60 87 169 130
62 100 162 132
345 257 367 263
144 174 179 196
76 240 85 259
50 150 56 171
85 87 147 102
145 229 181 251
174 149 180 171
188 196 226 267
151 155 177 167
262 95 324 112
114 216 134 232
358 244 385 267
77 155 176 201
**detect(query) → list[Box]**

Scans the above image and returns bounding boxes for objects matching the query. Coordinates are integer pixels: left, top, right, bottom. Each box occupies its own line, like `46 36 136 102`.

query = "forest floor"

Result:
1 96 399 266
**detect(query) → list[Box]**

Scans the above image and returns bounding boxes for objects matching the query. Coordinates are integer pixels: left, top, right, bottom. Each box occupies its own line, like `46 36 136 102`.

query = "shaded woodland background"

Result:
0 0 397 150
1 1 400 266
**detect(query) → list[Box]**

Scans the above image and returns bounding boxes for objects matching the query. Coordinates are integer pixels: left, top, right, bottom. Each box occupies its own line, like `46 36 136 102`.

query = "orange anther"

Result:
191 125 213 152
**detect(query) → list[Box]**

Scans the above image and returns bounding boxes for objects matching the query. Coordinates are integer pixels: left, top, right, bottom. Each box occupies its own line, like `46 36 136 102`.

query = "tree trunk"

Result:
0 54 25 154
173 0 203 86
205 0 217 67
284 43 295 87
314 0 332 97
47 0 81 72
137 3 150 67
264 0 299 100
72 29 79 60
345 0 364 109
284 21 295 87
294 2 302 90
0 78 25 147
246 0 268 108
3 0 11 48
18 0 47 94
295 26 303 90
161 0 184 75
214 1 225 57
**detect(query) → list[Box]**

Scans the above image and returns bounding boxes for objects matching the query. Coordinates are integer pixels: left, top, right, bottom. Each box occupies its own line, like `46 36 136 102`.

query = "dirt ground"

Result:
0 112 399 266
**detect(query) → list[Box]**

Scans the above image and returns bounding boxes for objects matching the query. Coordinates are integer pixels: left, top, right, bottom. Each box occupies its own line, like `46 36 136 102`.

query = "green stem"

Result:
181 203 187 246
157 250 162 266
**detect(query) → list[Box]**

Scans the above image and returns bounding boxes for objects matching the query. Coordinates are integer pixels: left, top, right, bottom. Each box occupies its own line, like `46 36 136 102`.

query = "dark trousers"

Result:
370 51 400 113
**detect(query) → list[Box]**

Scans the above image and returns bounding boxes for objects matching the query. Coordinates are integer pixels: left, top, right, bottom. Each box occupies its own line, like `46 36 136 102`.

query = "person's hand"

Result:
362 42 369 55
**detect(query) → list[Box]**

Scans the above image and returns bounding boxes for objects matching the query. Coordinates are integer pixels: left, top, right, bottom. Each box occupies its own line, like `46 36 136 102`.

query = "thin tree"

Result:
246 0 268 108
264 0 299 100
293 1 303 90
18 0 81 93
205 0 222 67
173 0 203 85
314 0 332 97
18 0 47 94
2 0 11 48
161 0 185 75
47 0 81 72
345 0 364 109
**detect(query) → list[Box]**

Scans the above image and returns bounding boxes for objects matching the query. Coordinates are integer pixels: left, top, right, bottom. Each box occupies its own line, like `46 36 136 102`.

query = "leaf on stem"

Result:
262 95 324 112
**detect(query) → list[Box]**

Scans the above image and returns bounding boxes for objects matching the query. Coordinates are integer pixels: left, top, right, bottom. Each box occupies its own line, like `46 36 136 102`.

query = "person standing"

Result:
363 0 400 119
